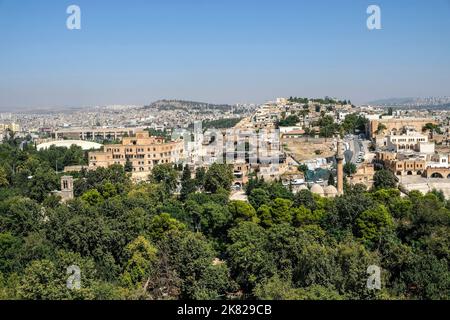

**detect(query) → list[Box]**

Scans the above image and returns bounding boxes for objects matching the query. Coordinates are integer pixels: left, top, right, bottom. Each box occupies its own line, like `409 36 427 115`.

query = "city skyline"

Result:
1 0 450 109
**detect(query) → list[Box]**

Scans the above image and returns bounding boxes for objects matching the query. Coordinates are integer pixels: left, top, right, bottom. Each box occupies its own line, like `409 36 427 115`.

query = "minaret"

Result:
336 140 344 195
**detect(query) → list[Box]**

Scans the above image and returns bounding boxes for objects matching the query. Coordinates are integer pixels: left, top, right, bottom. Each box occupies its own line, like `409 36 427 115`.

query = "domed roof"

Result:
310 184 325 195
324 185 338 197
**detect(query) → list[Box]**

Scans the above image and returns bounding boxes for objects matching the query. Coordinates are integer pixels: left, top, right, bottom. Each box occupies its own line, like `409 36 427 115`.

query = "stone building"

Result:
376 151 427 176
368 118 437 139
52 176 74 202
348 164 375 188
88 131 184 180
385 132 430 152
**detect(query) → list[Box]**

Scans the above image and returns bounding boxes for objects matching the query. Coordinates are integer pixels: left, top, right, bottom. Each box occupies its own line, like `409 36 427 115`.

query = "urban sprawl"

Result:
2 97 450 200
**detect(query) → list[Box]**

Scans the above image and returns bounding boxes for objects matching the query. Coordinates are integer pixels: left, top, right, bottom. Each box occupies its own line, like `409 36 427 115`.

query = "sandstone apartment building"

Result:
88 131 184 180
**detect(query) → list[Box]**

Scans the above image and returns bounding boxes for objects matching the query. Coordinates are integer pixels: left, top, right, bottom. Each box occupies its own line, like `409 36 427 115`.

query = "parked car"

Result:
291 179 305 185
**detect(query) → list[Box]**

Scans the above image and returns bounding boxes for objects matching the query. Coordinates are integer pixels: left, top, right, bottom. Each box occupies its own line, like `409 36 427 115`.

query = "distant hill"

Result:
0 105 85 114
367 97 416 105
143 100 234 112
368 97 450 109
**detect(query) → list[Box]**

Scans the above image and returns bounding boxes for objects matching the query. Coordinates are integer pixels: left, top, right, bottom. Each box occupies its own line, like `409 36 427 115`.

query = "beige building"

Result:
369 118 436 139
348 164 375 188
376 151 427 176
52 176 74 202
233 161 250 189
386 132 430 152
88 131 184 179
53 127 145 141
0 122 20 133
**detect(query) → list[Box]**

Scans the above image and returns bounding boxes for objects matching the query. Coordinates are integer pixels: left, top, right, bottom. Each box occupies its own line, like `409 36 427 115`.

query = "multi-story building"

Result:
376 151 427 176
53 127 146 141
386 131 430 152
88 131 184 180
425 154 450 178
368 118 437 139
0 122 20 133
252 104 281 129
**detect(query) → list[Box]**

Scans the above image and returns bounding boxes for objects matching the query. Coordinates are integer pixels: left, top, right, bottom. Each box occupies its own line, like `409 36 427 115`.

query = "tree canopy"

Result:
0 142 449 300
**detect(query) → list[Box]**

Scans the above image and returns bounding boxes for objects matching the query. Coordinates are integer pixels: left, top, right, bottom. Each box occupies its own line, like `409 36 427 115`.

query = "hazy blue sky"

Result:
0 0 449 109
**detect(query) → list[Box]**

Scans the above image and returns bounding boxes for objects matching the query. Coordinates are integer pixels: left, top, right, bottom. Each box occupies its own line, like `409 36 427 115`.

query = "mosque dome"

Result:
324 185 338 198
310 184 325 196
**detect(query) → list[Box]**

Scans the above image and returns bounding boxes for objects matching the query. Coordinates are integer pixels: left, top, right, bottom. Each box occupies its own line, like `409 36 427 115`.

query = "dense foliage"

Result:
0 141 449 300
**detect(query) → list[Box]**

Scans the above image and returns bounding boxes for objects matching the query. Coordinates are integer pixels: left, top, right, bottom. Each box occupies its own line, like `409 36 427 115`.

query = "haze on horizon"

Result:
1 0 449 110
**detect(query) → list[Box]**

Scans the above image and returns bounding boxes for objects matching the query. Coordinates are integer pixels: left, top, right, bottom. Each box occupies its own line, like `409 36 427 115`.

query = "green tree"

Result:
317 115 338 138
121 236 158 289
25 166 59 203
373 170 397 190
254 275 344 300
277 115 300 127
194 167 206 190
327 172 335 187
17 251 98 300
148 213 186 241
356 205 394 244
81 189 104 206
422 123 442 134
228 200 259 224
376 123 387 135
0 233 22 274
0 196 42 237
190 262 236 300
198 202 232 239
298 164 309 175
248 188 270 210
256 205 273 228
294 189 317 211
124 158 133 173
270 198 293 224
293 206 324 227
227 222 275 291
180 165 196 201
0 167 9 187
204 163 233 193
344 162 357 176
150 164 179 194
253 274 299 300
160 230 231 299
342 114 368 134
395 253 450 299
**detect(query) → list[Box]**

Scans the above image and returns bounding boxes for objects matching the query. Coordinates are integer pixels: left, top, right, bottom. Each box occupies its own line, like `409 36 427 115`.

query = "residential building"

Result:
88 131 184 180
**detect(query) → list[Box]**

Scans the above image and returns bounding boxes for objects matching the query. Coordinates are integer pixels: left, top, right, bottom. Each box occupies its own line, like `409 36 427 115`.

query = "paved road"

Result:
344 136 362 164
